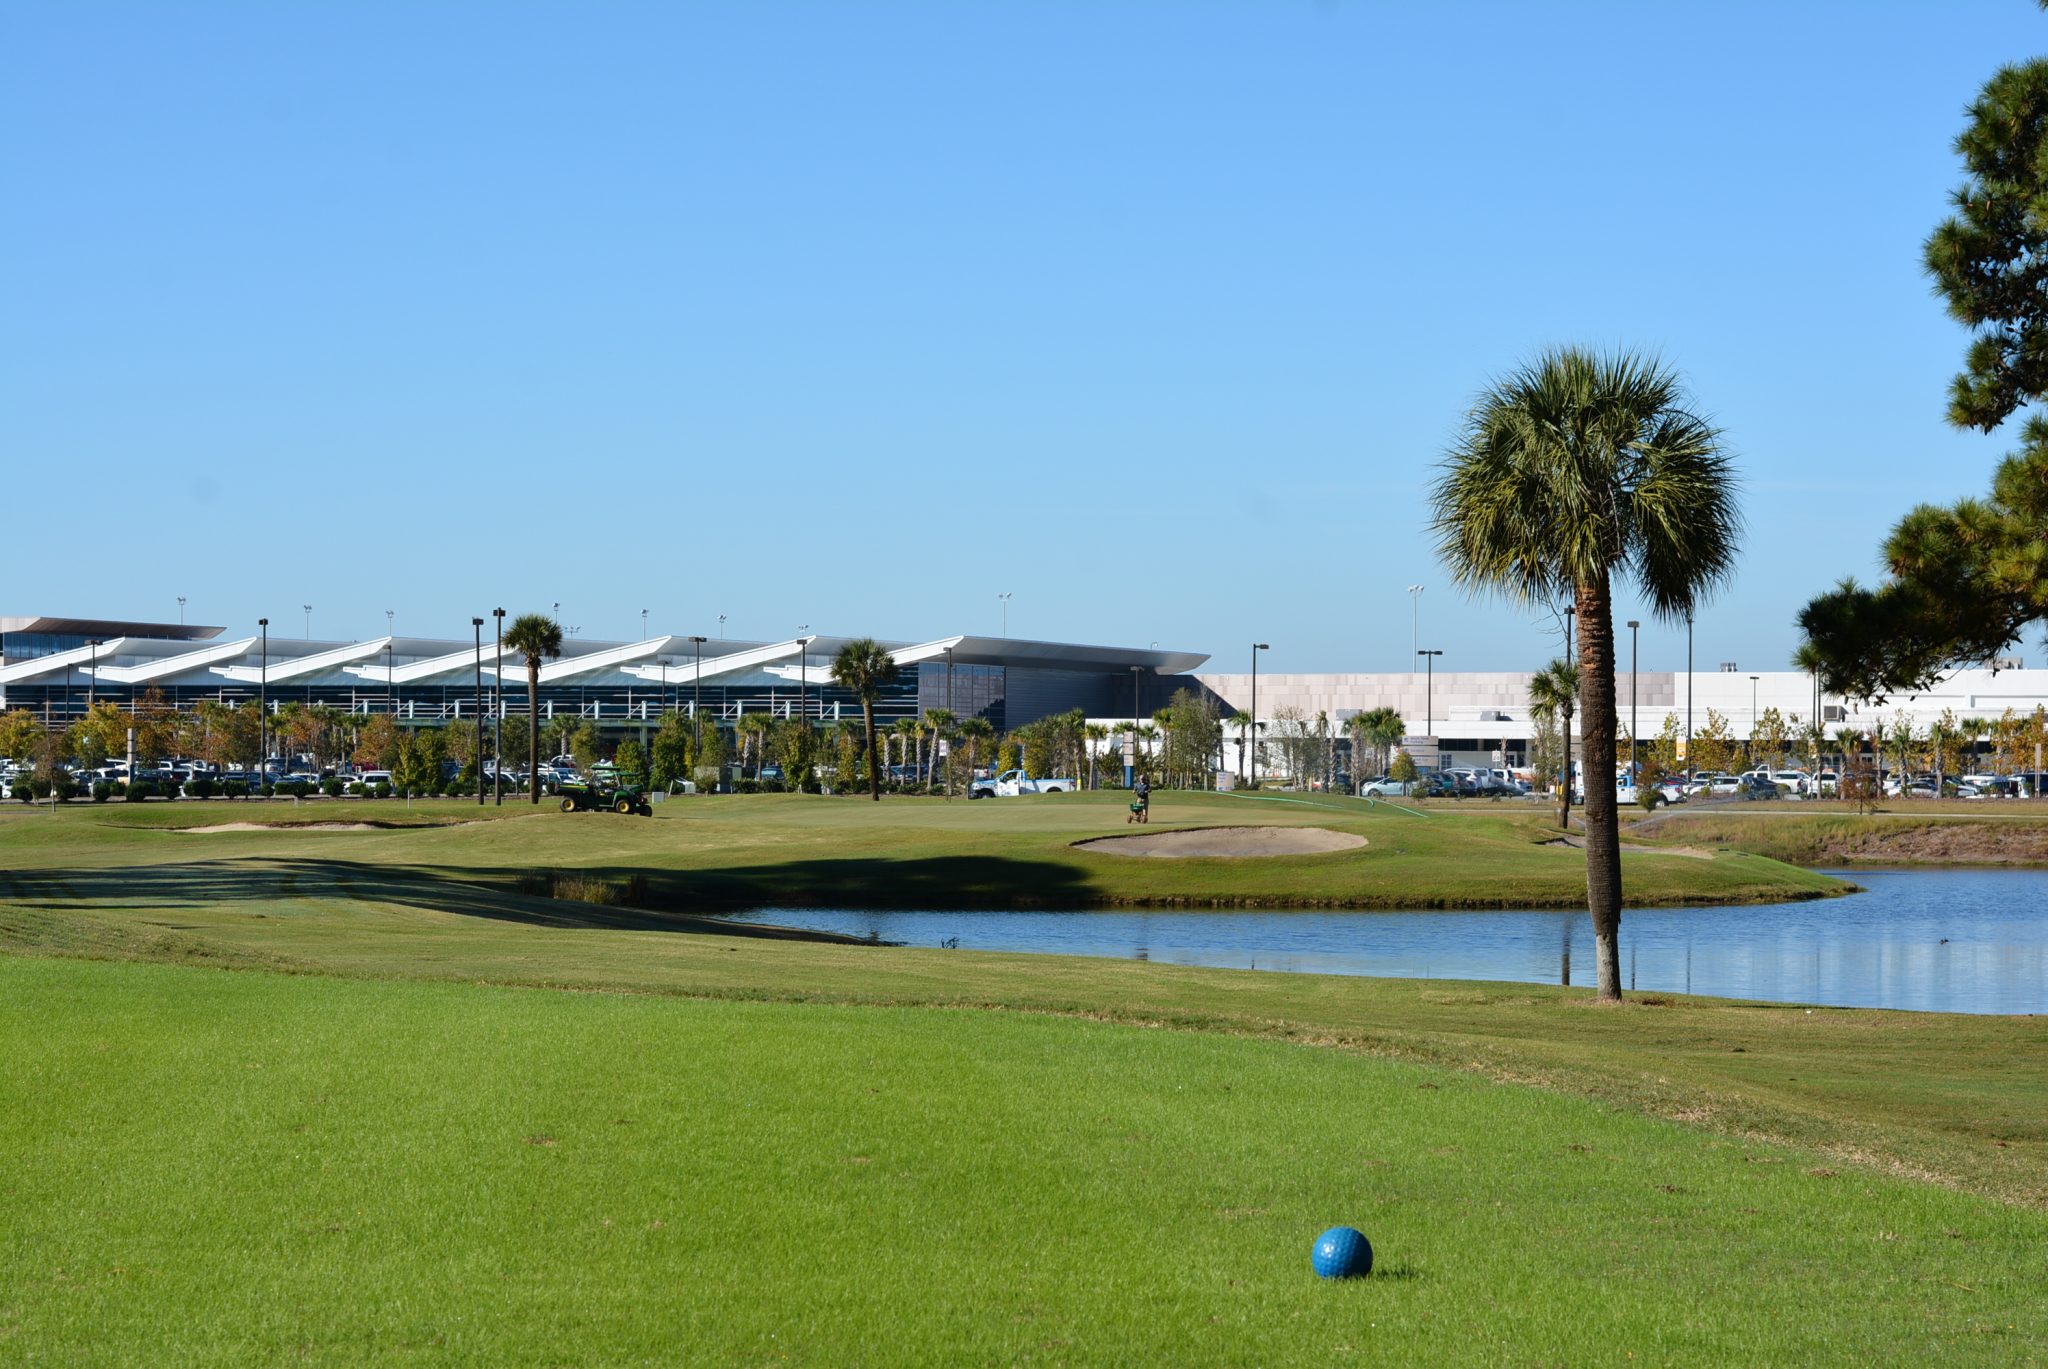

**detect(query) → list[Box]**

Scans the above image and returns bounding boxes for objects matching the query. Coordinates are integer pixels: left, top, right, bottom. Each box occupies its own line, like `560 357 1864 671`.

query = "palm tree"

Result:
1360 707 1406 778
830 639 899 801
1433 348 1738 1002
922 708 956 788
1527 659 1581 831
1082 722 1110 789
1228 710 1253 782
736 713 772 774
503 613 564 804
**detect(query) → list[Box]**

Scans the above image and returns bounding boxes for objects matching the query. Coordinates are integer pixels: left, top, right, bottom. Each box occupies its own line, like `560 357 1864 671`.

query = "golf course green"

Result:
1 794 2041 1364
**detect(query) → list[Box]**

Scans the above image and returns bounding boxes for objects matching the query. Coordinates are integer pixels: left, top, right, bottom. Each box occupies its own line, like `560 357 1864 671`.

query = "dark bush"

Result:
280 780 312 799
260 783 275 799
759 779 787 794
124 781 152 802
187 776 219 800
11 781 31 803
92 782 112 803
371 782 392 799
732 778 762 794
346 781 367 797
322 778 344 798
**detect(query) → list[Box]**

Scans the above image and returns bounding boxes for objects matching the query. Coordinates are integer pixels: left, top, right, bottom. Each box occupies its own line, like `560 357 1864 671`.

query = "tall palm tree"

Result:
503 613 564 804
1082 722 1110 789
1433 348 1738 1002
956 716 995 787
1228 710 1254 782
737 713 772 774
830 638 899 801
922 708 956 788
1360 707 1406 778
1527 659 1581 831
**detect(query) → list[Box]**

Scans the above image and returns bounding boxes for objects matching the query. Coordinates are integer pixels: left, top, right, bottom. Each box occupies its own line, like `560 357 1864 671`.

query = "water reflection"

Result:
727 869 2048 1014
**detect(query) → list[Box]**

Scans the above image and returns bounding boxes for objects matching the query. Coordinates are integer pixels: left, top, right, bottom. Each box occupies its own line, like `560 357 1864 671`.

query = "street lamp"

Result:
1407 585 1423 671
1627 620 1640 781
86 640 101 711
1416 649 1443 739
1750 674 1761 764
177 596 186 625
998 592 1012 638
493 608 505 805
797 630 813 723
1128 665 1143 788
1685 609 1694 757
303 604 313 639
1564 605 1576 661
258 618 269 780
1245 646 1266 782
641 608 649 641
473 618 486 805
688 636 707 719
718 613 727 640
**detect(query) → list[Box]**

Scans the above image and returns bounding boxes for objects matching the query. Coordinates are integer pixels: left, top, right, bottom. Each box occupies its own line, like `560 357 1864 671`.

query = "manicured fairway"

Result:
3 956 2042 1367
0 789 1846 909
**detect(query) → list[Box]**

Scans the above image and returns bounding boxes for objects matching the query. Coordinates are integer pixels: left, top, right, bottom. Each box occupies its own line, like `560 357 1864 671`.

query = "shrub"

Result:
92 782 112 803
188 776 219 800
323 778 344 798
733 778 762 795
280 780 311 799
759 778 787 794
124 782 152 803
372 782 392 799
11 782 31 803
260 783 275 799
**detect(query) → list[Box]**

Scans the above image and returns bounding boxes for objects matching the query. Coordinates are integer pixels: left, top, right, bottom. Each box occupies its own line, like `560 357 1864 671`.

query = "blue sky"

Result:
5 2 2043 674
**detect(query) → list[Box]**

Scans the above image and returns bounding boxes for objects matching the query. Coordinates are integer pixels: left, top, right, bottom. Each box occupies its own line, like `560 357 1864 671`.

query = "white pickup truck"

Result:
968 769 1077 799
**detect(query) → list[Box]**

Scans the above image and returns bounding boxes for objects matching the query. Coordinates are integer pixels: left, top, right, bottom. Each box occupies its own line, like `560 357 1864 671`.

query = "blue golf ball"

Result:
1312 1226 1373 1279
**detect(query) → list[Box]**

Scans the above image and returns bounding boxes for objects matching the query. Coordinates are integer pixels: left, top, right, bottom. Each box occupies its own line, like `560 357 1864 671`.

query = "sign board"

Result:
937 739 950 756
1675 739 1688 761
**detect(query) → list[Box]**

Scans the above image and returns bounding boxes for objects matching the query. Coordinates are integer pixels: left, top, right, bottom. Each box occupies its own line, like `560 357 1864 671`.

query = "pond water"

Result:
723 869 2048 1014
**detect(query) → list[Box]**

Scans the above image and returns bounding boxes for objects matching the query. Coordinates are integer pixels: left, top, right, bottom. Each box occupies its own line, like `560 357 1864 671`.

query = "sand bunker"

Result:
1076 826 1367 858
180 822 381 833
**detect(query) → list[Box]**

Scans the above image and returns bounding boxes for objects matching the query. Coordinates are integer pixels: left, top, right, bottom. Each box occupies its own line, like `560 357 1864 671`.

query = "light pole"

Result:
688 636 707 719
1128 665 1143 788
386 640 394 718
1250 643 1269 784
998 592 1012 638
718 614 727 640
493 608 505 805
797 630 813 723
303 604 313 639
1685 610 1694 760
385 608 395 640
258 618 269 780
641 608 649 641
86 640 100 711
1750 674 1760 765
1627 620 1640 781
1564 605 1576 662
473 618 486 805
1417 649 1443 740
177 596 186 625
1407 585 1423 671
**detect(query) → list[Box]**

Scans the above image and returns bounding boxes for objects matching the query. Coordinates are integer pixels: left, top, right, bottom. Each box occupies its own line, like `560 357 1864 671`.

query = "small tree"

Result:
614 737 650 788
651 710 691 789
1389 750 1419 784
1752 707 1788 769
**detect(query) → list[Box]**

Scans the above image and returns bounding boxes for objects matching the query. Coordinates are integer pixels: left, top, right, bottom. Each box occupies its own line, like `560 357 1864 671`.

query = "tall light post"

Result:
493 608 505 805
1627 620 1640 781
1407 585 1423 671
472 618 486 805
86 640 101 711
718 613 727 640
1417 649 1443 741
1250 643 1269 784
257 618 269 779
385 608 395 639
1128 665 1143 788
177 596 187 625
641 608 649 641
998 592 1012 638
303 604 313 639
688 636 707 719
1749 674 1761 765
1685 610 1695 761
386 640 394 718
1564 605 1576 662
796 630 813 723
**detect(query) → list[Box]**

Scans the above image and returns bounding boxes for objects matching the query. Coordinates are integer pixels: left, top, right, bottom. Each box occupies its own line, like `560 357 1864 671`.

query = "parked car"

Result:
1359 776 1422 798
968 769 1077 798
1737 774 1785 801
1688 775 1741 797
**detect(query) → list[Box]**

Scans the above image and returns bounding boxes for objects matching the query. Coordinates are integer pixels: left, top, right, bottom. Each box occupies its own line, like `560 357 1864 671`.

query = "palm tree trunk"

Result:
1576 578 1624 1002
863 701 881 801
526 663 541 804
1557 703 1573 831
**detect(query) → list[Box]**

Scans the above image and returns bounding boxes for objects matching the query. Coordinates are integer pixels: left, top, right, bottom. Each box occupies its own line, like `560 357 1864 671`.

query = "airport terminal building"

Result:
0 614 1210 735
10 613 2048 776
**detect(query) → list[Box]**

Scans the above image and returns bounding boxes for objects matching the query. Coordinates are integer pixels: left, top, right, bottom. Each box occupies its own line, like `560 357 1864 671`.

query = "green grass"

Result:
1635 807 2048 866
3 956 2042 1366
0 788 1846 909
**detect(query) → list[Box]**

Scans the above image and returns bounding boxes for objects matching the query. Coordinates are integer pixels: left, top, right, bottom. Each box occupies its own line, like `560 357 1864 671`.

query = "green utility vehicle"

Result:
556 764 653 816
